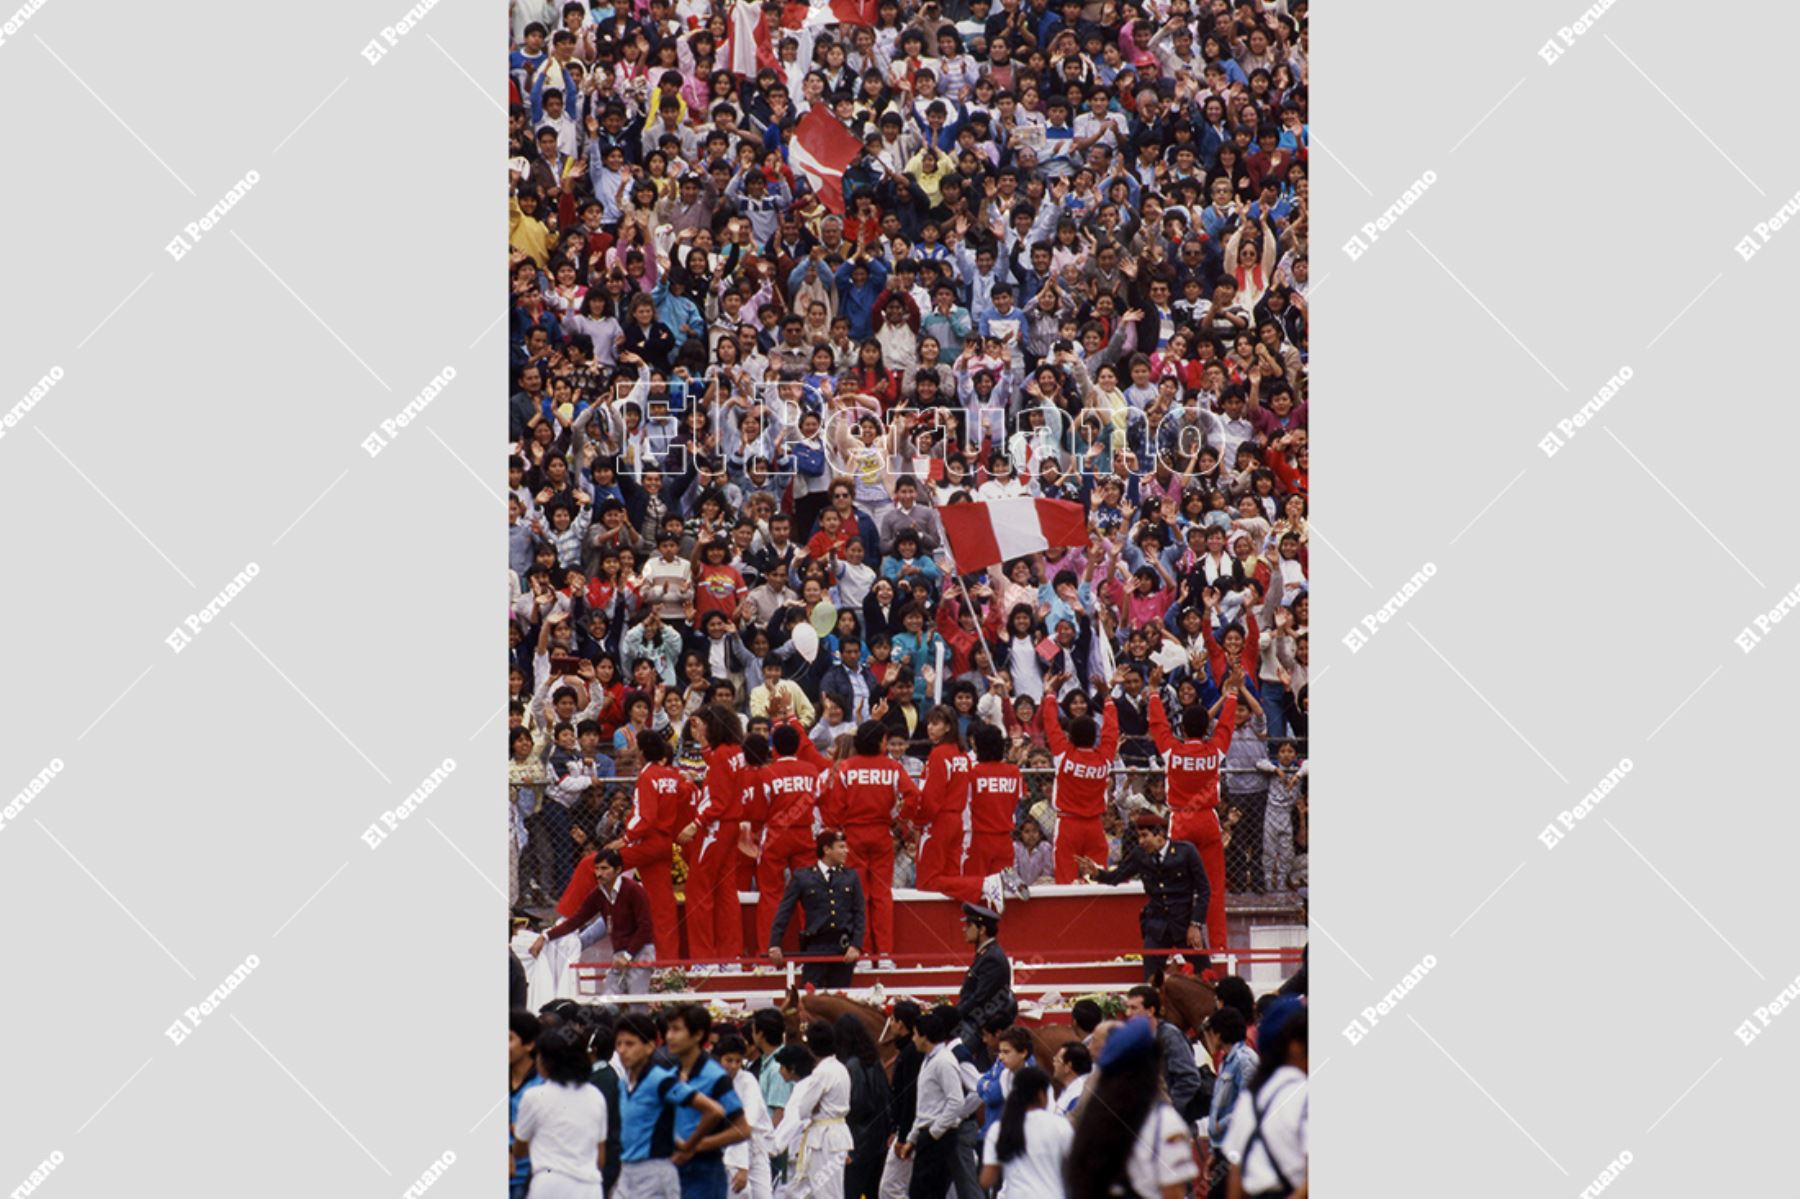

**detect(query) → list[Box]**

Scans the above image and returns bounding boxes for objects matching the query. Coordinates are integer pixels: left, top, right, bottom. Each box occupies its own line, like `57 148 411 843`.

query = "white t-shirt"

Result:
1054 1073 1086 1118
643 555 692 619
514 1080 606 1183
1127 1102 1199 1198
981 1107 1073 1199
1220 1068 1307 1195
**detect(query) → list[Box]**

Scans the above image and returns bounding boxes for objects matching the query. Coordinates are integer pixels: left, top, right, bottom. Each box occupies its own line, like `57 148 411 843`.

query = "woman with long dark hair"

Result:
834 1013 892 1199
686 702 750 970
912 704 967 878
979 1065 1070 1198
1065 1018 1199 1199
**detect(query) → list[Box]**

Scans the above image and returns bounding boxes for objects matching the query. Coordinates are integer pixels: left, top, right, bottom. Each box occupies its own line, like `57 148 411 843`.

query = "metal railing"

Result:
510 763 1307 910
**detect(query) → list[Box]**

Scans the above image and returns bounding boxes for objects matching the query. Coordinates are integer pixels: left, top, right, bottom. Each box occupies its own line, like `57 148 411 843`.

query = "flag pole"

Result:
943 537 1005 691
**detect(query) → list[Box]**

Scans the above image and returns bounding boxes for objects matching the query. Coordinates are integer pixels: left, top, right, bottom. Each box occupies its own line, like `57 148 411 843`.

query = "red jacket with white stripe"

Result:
755 723 830 831
1044 696 1119 819
696 743 750 824
906 743 972 828
825 753 921 829
969 761 1026 836
620 764 695 869
1148 693 1236 814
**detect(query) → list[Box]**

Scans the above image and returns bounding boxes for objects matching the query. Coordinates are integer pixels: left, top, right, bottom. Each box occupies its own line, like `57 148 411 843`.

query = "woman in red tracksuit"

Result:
911 707 972 881
965 723 1026 877
1147 689 1236 954
687 704 752 966
610 729 694 963
906 706 991 905
824 720 921 960
753 720 830 949
1043 672 1122 883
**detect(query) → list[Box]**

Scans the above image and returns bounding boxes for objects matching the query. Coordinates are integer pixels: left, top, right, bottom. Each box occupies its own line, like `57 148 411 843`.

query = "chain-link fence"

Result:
510 760 1306 911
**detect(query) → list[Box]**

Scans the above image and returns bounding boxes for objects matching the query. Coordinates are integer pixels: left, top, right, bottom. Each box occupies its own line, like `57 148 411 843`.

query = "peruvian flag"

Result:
727 1 779 76
791 107 862 214
941 498 1089 569
783 0 877 29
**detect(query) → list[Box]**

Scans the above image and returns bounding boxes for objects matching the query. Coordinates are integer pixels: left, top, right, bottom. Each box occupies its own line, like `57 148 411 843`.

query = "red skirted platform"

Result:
667 881 1153 965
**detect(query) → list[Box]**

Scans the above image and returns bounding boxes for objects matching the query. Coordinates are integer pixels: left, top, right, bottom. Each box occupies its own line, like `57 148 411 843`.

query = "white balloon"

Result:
792 622 821 663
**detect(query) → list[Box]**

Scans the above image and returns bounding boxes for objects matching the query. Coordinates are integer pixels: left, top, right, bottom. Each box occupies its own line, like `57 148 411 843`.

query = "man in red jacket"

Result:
1148 689 1236 954
966 724 1026 878
825 720 921 964
1044 670 1124 883
753 721 830 949
533 849 656 998
609 730 694 965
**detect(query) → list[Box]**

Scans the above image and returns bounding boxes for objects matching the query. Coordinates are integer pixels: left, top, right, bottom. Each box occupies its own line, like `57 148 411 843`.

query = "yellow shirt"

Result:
509 197 551 268
906 150 947 205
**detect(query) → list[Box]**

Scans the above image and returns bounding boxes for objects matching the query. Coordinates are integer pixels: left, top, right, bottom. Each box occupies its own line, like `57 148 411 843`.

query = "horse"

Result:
1157 969 1220 1038
785 987 901 1075
781 984 1082 1074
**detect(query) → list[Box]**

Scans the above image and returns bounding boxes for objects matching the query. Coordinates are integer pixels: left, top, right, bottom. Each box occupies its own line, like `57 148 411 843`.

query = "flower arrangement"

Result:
651 968 690 993
1073 991 1127 1020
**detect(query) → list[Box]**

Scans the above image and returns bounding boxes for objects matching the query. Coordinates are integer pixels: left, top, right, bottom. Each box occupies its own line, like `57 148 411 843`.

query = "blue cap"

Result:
1258 995 1304 1051
1098 1015 1155 1071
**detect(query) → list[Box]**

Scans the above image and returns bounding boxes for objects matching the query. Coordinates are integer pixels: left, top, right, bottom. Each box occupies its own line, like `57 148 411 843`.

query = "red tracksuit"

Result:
618 764 695 963
913 744 973 880
908 743 983 904
966 761 1026 877
755 727 830 949
1045 696 1119 883
1149 692 1236 953
688 743 750 963
825 753 921 958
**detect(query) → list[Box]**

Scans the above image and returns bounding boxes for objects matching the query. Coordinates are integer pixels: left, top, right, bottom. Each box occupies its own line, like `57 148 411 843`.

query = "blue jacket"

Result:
650 280 705 348
835 258 890 340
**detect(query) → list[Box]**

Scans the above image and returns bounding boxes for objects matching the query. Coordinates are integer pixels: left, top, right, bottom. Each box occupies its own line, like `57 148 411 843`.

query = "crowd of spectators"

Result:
505 4 1312 1191
505 0 1311 927
510 985 1308 1199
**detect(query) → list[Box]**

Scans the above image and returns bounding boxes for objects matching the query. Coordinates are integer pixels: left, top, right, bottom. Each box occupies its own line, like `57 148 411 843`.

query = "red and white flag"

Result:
790 107 863 214
782 0 877 28
726 1 778 77
941 498 1089 569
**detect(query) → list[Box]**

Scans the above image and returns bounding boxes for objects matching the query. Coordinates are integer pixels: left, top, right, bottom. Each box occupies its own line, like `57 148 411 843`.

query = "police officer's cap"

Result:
960 902 1001 929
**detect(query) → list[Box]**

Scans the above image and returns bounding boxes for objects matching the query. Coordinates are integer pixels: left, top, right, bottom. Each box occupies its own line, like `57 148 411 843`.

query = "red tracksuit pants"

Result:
757 826 818 950
915 815 984 906
619 846 680 964
963 832 1014 879
1053 812 1109 884
917 815 966 879
1172 807 1227 954
844 823 894 958
686 820 746 962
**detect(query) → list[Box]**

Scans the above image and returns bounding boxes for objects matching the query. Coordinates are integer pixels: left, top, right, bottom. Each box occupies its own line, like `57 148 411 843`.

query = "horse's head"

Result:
780 982 803 1040
1160 971 1220 1037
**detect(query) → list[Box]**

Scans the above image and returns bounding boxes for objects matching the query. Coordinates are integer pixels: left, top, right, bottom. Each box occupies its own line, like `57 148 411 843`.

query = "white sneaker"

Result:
719 962 742 975
877 957 897 971
981 874 1007 913
854 958 872 972
689 964 717 978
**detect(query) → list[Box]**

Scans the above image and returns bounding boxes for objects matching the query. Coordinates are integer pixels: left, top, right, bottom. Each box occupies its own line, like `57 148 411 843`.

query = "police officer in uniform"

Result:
953 902 1013 1049
1078 810 1211 979
768 828 866 987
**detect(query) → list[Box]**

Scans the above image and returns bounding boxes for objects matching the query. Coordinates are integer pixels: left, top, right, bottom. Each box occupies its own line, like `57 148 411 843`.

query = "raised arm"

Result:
1146 690 1177 754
